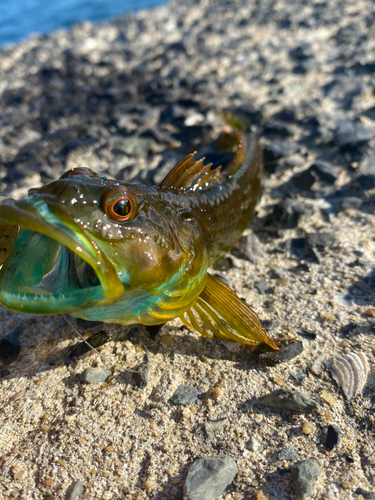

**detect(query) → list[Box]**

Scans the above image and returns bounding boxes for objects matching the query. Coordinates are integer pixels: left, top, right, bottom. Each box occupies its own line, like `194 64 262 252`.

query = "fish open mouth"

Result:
0 197 124 314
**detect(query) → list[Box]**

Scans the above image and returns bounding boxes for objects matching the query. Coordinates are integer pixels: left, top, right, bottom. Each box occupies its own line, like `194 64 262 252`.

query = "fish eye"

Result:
102 187 135 222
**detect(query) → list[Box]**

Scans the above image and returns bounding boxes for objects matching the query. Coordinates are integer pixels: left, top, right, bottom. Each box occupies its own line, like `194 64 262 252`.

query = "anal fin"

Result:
179 273 279 350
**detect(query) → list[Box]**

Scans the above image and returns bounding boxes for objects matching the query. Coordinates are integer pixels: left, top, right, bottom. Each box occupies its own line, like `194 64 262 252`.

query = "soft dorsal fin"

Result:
179 273 279 349
160 153 222 189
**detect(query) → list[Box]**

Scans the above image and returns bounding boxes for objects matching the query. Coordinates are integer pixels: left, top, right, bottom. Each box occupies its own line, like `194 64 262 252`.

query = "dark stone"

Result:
0 369 11 378
145 324 165 341
298 329 317 340
0 326 23 364
133 360 150 388
290 169 316 190
269 198 316 229
170 384 200 405
258 389 318 413
255 280 269 295
357 174 375 190
290 371 307 385
291 459 321 500
310 161 339 184
259 341 303 365
263 140 300 172
355 487 375 499
341 197 362 210
340 322 375 338
69 331 111 359
183 456 238 500
263 120 293 137
212 257 235 272
326 424 340 450
334 121 373 148
127 326 142 345
278 446 300 461
290 238 322 264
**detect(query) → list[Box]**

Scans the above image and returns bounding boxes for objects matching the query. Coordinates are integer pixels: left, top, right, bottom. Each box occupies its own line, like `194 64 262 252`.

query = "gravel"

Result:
0 0 374 498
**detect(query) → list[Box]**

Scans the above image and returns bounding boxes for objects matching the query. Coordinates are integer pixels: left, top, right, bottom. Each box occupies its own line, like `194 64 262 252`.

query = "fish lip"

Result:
0 197 124 301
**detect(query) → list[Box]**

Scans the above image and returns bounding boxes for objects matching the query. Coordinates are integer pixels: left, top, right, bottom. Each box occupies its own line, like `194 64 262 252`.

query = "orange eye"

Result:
102 187 135 222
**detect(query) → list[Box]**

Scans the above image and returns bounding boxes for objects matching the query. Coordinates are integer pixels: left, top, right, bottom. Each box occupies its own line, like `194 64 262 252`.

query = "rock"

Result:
259 341 303 365
205 411 229 435
183 455 238 500
269 198 317 229
245 436 263 452
334 121 373 148
340 322 375 338
291 169 316 190
305 232 335 249
65 480 85 500
80 367 112 384
69 330 111 359
111 136 155 156
289 238 322 264
291 459 321 500
341 197 362 209
258 389 318 413
263 140 300 172
278 446 300 461
310 161 339 184
133 360 150 388
355 487 375 499
231 234 265 263
0 326 22 364
326 424 340 450
255 280 269 295
170 384 200 405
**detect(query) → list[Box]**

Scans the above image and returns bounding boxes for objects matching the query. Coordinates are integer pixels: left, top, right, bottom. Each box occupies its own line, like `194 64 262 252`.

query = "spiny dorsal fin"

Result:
179 273 279 349
160 153 222 189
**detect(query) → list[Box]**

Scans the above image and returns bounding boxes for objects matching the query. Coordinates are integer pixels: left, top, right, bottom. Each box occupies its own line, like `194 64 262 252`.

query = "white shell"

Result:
330 352 369 400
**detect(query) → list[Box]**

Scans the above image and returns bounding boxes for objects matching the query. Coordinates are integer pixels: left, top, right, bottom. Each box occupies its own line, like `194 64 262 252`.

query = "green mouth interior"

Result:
0 228 105 313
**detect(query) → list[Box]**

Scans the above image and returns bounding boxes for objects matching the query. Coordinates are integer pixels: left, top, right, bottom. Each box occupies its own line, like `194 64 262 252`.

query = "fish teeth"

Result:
329 352 369 400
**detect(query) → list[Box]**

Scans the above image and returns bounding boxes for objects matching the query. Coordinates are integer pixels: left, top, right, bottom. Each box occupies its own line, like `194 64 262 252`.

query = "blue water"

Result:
0 0 174 48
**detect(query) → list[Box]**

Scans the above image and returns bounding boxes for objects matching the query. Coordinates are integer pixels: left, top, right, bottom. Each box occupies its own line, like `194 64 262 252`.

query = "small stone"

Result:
133 360 150 388
160 335 175 347
341 197 362 210
326 424 340 450
302 422 316 435
245 436 263 452
320 391 336 406
0 326 23 364
310 356 324 376
355 487 375 499
255 280 269 295
65 480 85 500
80 368 112 384
69 330 111 359
170 385 200 405
232 234 265 263
256 491 268 500
291 170 316 190
183 455 238 500
291 459 321 500
259 341 303 365
310 161 339 184
205 411 229 435
340 322 375 338
111 136 155 156
306 232 335 248
258 389 318 413
278 446 300 461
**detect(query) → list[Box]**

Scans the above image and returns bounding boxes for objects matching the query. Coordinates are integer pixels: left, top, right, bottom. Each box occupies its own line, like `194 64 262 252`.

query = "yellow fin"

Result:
180 273 279 349
159 153 218 189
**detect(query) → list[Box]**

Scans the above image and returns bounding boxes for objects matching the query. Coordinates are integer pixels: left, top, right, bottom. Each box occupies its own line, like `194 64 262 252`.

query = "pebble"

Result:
355 487 375 499
259 341 303 365
302 422 315 435
0 326 22 364
65 480 85 500
320 391 336 406
69 330 111 358
170 384 200 405
291 459 321 500
231 234 265 263
183 455 238 500
278 446 300 461
80 367 112 384
133 360 150 388
245 436 263 452
326 424 340 450
310 161 339 184
258 389 318 413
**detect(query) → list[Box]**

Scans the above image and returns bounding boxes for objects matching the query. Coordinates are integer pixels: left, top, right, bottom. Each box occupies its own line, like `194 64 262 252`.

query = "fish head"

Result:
0 168 206 318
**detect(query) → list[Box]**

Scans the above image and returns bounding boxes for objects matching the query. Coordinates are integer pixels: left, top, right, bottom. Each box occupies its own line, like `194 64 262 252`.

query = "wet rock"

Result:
258 389 318 413
326 424 340 450
133 360 150 388
291 459 321 500
183 455 238 500
170 384 200 405
278 446 300 461
80 367 112 384
0 326 23 364
259 341 303 365
65 480 85 500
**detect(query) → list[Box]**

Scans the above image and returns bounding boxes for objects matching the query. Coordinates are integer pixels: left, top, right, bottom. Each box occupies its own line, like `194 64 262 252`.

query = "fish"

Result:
0 114 278 350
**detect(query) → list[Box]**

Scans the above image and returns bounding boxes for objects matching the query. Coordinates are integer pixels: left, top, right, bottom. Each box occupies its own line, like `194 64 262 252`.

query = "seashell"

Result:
329 352 369 400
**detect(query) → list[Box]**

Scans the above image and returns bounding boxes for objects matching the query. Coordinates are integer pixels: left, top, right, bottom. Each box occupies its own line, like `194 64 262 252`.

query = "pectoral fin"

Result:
179 273 279 350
